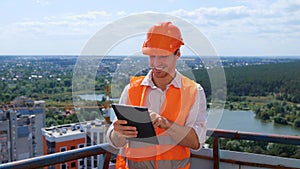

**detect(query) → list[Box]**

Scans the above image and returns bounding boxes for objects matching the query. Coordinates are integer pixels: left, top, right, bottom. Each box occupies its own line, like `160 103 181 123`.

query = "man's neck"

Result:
152 71 176 91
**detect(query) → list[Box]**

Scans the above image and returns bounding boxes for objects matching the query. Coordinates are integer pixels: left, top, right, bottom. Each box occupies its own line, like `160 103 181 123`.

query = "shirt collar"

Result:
141 70 182 89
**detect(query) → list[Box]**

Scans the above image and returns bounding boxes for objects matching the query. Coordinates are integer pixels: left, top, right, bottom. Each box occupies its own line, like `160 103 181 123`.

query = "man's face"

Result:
149 53 178 79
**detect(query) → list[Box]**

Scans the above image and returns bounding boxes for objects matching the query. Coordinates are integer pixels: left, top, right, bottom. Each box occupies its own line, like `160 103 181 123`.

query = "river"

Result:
78 94 119 102
208 110 300 136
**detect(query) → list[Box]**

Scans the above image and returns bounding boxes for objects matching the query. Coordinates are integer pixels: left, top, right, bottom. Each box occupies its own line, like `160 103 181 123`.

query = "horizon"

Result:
1 54 300 59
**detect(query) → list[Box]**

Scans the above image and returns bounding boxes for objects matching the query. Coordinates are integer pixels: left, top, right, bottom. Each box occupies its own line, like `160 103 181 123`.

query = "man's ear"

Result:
176 50 181 58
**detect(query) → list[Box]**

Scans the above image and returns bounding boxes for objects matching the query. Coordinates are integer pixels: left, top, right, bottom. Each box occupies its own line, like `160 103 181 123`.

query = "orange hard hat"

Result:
142 22 184 56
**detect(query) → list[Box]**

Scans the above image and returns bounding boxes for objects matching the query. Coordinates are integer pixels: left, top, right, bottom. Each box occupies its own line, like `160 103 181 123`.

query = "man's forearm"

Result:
164 120 200 149
110 130 127 147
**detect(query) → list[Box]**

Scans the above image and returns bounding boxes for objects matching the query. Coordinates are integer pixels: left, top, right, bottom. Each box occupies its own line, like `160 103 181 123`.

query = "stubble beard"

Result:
152 67 169 79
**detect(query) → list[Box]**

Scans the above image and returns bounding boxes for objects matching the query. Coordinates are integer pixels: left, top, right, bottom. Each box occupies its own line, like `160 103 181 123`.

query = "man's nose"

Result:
153 57 161 66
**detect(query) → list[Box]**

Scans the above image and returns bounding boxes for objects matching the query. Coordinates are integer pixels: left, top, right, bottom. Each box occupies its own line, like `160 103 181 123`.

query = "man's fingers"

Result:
113 120 138 137
114 120 128 125
122 130 138 138
117 125 137 132
150 112 166 128
153 116 163 128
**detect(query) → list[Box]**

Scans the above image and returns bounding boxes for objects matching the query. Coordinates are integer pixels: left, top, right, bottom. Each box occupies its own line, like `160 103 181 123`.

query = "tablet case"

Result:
112 104 159 144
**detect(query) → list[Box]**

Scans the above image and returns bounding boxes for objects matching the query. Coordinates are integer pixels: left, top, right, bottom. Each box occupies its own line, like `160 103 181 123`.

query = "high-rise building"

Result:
42 119 109 169
16 100 46 156
0 101 45 164
0 109 11 164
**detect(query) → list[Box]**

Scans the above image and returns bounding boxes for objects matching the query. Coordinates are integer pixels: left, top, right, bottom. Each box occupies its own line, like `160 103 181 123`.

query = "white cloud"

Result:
65 11 111 21
35 0 49 6
1 0 299 55
3 11 115 38
8 5 288 41
170 1 300 37
271 0 300 11
167 1 300 56
117 11 127 16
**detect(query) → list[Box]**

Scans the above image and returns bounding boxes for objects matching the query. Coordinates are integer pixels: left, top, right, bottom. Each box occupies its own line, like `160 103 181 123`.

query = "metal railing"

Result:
0 143 118 169
205 129 300 169
0 129 299 169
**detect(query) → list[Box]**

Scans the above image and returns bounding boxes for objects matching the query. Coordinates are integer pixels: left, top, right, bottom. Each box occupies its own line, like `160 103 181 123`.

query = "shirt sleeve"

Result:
106 84 130 149
185 83 207 151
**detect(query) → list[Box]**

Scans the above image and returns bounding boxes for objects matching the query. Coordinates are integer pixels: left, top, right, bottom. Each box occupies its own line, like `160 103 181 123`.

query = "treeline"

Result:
0 77 72 103
225 61 300 103
2 59 299 105
193 61 300 103
206 138 300 159
0 73 108 106
254 101 300 127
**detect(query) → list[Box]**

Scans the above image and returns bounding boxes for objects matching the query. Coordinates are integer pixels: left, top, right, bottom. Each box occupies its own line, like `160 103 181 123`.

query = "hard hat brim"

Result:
142 47 174 56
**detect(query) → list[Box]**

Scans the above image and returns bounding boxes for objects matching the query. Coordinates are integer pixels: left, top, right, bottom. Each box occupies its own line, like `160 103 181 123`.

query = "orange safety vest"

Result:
116 75 197 169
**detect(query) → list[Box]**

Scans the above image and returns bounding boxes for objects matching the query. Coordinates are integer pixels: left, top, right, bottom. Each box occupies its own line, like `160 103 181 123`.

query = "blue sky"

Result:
0 0 300 56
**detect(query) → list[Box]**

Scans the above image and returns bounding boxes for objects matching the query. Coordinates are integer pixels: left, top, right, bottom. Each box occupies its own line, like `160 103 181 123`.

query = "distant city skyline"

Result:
0 0 300 56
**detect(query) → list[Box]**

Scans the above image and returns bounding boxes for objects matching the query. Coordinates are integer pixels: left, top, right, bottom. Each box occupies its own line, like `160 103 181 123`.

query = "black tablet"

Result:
112 104 158 144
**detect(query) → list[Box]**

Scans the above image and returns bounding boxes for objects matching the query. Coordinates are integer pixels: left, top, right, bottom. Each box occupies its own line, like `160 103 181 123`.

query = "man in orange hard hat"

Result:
106 22 207 169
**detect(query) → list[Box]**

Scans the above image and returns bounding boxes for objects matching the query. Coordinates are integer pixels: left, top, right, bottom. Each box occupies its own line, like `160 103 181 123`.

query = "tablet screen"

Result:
112 104 158 144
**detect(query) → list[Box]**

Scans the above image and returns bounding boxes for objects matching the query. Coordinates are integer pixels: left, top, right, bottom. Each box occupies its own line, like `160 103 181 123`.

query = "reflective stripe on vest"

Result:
127 159 190 169
117 75 197 169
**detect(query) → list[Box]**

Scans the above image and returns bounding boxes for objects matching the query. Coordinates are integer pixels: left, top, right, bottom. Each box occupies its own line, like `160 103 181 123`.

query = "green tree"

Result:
268 143 298 157
294 118 300 127
46 117 58 127
225 140 242 151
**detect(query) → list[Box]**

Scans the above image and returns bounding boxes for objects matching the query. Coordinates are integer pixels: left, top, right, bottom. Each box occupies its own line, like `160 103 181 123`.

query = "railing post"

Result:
213 137 220 169
103 152 112 169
